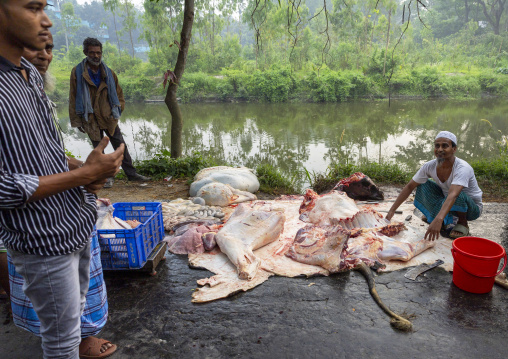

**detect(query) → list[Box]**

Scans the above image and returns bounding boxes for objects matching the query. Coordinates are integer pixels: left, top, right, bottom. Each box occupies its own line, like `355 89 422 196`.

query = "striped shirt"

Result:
0 56 97 256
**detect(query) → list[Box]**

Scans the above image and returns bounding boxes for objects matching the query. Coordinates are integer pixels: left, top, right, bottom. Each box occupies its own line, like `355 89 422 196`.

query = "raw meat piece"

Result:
125 220 142 228
215 203 285 280
285 225 350 272
164 221 220 254
332 172 384 200
299 189 359 224
299 190 397 233
189 200 328 303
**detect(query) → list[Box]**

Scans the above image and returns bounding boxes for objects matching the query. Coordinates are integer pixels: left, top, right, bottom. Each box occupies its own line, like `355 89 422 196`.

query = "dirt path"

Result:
97 179 506 204
97 178 278 203
96 179 190 203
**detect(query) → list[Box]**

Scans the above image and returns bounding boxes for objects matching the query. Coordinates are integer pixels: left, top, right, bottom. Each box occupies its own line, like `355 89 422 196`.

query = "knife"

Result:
404 259 444 281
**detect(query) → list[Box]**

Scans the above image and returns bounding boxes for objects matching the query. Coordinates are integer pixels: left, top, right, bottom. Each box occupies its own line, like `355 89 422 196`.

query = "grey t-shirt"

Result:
412 157 483 212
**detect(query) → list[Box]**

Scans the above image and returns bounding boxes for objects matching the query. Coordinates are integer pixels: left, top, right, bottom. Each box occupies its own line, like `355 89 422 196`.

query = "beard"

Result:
436 157 445 166
86 56 101 66
43 71 56 93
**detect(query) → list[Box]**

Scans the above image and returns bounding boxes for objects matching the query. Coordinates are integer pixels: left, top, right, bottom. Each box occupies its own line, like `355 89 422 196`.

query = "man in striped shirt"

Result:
0 1 124 358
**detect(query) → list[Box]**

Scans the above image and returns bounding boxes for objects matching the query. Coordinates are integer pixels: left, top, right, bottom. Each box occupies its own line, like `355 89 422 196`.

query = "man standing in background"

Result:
69 37 150 188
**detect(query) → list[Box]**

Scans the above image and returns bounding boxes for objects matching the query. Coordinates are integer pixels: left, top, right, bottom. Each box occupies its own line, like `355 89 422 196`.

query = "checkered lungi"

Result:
8 230 108 338
414 180 481 226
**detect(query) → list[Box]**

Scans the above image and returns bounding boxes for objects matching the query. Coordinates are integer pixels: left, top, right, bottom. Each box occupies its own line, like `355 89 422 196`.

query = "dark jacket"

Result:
69 62 125 141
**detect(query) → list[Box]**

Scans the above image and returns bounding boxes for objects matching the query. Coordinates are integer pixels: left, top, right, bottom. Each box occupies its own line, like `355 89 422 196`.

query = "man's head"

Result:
83 38 102 67
0 0 52 53
23 31 53 74
434 131 457 164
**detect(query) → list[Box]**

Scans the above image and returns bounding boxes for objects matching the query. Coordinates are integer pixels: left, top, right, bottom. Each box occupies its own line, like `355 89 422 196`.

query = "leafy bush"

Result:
477 73 508 94
411 66 443 96
134 151 217 179
120 77 155 101
471 156 508 181
442 75 481 97
256 163 298 194
250 68 294 102
179 72 218 102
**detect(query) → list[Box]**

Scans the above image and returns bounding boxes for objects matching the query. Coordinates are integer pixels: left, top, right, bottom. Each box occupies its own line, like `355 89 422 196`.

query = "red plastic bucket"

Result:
451 237 507 293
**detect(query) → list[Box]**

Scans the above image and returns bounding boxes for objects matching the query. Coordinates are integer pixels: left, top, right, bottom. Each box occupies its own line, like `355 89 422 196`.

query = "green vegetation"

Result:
111 149 508 200
124 152 298 194
45 0 508 103
310 156 508 200
133 151 218 180
310 162 413 194
256 163 298 194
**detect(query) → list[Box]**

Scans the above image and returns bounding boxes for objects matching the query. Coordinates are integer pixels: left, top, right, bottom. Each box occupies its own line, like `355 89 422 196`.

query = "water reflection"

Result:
56 100 508 187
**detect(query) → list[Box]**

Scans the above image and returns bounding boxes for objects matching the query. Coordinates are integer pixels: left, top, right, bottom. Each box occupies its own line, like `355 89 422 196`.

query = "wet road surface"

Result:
2 203 507 358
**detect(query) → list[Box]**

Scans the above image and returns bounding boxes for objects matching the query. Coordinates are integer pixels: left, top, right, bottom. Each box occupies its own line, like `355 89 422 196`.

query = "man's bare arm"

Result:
386 180 420 221
424 184 463 241
29 137 124 202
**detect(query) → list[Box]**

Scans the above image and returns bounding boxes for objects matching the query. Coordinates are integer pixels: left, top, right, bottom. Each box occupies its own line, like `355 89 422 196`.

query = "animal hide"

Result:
197 182 257 207
190 198 435 303
190 166 260 197
214 204 285 280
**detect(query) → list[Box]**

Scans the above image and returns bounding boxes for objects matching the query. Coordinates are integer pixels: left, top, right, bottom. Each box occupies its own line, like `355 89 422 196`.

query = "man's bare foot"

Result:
450 222 469 239
79 336 117 358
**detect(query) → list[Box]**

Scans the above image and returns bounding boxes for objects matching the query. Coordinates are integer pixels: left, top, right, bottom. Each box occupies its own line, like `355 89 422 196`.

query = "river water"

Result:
57 99 508 182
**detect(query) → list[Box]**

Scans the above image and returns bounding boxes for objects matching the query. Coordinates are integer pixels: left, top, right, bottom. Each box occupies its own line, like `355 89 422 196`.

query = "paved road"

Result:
2 203 507 359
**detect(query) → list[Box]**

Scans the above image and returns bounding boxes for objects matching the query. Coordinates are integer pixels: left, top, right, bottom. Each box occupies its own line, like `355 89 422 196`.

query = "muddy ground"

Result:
1 183 507 359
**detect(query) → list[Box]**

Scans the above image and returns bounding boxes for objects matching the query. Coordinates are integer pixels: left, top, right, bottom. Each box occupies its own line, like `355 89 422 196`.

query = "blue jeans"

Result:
9 231 108 339
8 241 91 359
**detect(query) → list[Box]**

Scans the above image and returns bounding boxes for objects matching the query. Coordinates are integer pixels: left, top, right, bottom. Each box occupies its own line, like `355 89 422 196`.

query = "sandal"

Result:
79 337 117 359
449 224 470 239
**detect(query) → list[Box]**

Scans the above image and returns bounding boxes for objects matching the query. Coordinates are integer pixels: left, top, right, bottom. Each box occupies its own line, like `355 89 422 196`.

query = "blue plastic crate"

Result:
98 202 164 270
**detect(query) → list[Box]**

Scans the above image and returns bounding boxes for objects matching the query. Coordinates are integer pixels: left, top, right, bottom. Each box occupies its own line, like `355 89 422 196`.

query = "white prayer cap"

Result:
435 131 457 145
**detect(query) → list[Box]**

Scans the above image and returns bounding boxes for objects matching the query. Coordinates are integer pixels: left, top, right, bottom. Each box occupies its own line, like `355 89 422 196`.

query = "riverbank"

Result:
121 154 508 202
48 66 508 104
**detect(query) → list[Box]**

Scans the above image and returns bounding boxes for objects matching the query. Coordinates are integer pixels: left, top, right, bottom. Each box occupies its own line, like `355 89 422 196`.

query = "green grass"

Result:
113 152 508 201
256 163 298 194
311 162 412 194
309 157 508 201
133 151 218 180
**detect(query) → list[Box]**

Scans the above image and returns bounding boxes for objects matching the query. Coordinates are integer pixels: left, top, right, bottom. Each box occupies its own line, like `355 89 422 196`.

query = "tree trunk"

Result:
165 0 195 158
383 8 392 77
64 27 69 53
129 29 135 57
124 1 136 57
478 0 506 35
211 3 215 56
112 12 122 54
464 0 470 22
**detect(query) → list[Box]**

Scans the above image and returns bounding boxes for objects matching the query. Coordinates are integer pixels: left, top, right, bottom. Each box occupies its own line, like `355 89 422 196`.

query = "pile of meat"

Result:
286 189 433 272
173 181 433 303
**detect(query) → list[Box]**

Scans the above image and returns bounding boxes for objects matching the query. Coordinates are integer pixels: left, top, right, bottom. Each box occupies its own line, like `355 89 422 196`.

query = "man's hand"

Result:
386 209 395 221
425 217 443 241
83 137 124 181
84 178 107 194
78 127 86 133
